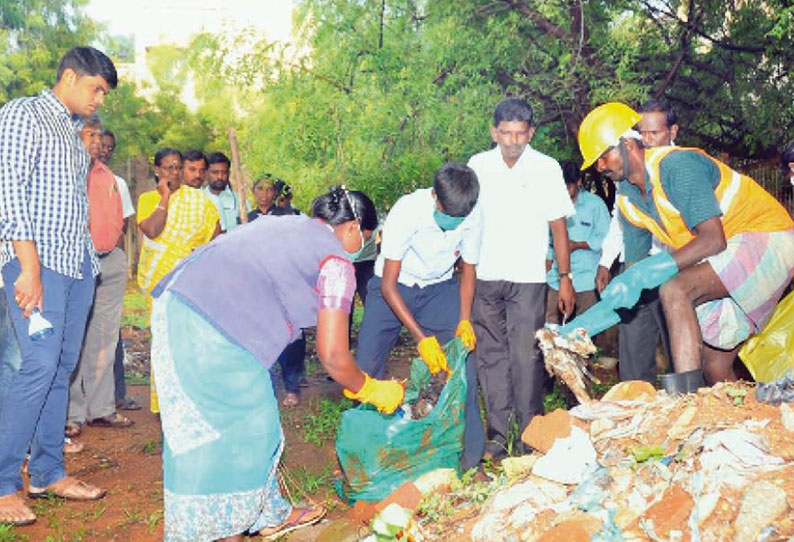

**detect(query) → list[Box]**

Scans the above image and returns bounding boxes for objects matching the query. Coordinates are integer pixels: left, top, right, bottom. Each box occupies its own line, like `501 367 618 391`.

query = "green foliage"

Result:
543 380 570 412
121 288 148 329
0 0 99 102
5 0 792 212
0 524 29 542
303 397 354 447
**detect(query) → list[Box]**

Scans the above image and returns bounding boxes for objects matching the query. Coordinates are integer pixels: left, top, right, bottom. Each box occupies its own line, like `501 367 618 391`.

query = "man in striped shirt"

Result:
0 46 117 526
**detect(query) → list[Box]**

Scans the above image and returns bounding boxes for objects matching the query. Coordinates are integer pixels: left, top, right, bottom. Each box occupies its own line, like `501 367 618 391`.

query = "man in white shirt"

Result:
468 98 574 459
355 163 485 471
595 100 677 383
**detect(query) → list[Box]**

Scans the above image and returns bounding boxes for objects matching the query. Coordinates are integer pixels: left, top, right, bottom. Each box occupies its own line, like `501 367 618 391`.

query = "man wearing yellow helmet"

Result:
579 102 794 392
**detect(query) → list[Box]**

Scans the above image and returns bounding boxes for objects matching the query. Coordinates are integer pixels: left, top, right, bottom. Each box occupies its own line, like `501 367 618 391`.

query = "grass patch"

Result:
0 525 29 542
280 465 332 503
121 287 149 329
125 372 149 386
303 397 353 447
543 380 569 412
142 439 162 455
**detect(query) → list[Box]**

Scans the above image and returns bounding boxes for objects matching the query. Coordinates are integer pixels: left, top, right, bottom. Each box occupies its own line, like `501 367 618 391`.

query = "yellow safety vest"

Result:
617 147 793 249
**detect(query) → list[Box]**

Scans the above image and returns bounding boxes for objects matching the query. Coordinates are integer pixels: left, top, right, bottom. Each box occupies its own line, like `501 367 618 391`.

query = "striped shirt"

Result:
0 89 98 278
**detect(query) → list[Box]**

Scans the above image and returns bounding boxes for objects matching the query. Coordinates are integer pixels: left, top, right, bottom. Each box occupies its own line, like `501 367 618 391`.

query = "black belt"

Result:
97 250 114 258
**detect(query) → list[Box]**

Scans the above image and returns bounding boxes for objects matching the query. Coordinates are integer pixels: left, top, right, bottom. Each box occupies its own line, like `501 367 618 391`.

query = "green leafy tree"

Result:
0 0 98 102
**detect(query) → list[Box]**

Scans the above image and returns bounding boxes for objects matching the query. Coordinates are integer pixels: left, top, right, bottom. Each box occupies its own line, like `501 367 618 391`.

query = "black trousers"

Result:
617 286 672 383
472 280 547 456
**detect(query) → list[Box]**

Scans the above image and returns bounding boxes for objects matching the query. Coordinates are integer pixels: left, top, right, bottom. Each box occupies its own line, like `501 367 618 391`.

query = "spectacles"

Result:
160 165 184 173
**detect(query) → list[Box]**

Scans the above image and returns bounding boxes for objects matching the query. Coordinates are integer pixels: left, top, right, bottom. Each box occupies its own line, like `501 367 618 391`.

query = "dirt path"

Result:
14 329 417 541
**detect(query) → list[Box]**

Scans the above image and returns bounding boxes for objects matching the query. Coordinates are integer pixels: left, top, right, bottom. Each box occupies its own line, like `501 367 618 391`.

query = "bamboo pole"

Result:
227 128 249 224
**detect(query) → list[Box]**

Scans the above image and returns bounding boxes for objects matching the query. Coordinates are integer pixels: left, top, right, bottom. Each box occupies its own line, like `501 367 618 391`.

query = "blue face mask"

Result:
345 229 367 261
433 209 466 231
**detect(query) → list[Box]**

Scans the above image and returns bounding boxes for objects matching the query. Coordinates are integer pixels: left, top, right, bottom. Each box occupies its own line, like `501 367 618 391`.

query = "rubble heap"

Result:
337 381 794 542
466 381 794 542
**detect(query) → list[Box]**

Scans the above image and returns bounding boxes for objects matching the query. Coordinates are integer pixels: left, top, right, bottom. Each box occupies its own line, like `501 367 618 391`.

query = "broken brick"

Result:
521 408 572 454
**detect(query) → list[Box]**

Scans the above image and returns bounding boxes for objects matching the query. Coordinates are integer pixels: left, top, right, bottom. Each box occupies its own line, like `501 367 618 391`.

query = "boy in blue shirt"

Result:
355 163 485 472
545 161 610 323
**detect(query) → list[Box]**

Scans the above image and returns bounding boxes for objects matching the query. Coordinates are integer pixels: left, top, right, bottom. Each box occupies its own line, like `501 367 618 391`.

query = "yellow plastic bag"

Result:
739 290 794 382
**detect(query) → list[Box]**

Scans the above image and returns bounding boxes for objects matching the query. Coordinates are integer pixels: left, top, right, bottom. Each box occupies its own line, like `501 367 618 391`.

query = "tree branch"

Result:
639 0 768 54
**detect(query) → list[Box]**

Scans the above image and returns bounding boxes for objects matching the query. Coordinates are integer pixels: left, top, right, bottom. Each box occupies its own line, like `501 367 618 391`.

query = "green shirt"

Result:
620 150 722 262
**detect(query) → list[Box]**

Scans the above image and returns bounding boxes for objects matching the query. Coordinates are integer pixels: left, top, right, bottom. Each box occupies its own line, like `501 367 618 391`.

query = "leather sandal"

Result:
28 476 106 501
0 493 36 526
64 421 82 438
259 504 325 540
87 413 133 428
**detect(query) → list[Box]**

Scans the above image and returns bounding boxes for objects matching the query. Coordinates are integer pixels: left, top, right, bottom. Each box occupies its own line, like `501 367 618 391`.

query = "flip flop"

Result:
28 477 106 501
259 504 326 540
0 493 36 526
65 421 82 438
282 393 300 408
87 413 133 428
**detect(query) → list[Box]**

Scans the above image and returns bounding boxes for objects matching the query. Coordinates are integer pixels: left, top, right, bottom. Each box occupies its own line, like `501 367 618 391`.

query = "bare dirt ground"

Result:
12 327 418 542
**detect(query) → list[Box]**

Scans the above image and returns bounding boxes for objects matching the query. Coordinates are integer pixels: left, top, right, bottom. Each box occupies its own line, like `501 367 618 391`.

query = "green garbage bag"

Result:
335 338 468 503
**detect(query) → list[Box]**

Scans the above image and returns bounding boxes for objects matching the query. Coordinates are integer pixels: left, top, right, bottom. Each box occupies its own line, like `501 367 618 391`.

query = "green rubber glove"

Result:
601 252 679 310
558 301 621 337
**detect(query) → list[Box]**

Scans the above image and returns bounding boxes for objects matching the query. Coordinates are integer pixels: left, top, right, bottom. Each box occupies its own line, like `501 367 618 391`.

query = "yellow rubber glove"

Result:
417 336 448 375
455 319 476 352
343 373 405 414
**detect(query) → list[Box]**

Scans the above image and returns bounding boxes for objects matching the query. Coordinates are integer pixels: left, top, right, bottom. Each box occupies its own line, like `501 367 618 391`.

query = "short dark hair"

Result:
57 47 117 89
639 99 677 129
493 98 533 127
312 186 378 230
781 141 794 172
253 175 276 190
206 152 231 167
153 148 182 167
560 160 581 186
183 149 207 166
101 129 115 142
82 115 102 130
433 163 479 217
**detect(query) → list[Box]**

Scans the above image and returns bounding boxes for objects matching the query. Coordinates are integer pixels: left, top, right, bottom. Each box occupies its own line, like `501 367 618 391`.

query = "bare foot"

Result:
0 493 36 526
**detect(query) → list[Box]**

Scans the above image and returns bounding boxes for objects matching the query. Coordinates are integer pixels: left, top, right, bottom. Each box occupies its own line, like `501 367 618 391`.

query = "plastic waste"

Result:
336 339 469 502
755 370 794 404
739 290 794 382
28 308 53 341
531 426 597 484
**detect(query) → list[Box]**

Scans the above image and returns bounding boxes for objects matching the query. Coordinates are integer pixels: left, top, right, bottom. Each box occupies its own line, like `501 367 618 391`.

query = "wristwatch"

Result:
559 272 573 280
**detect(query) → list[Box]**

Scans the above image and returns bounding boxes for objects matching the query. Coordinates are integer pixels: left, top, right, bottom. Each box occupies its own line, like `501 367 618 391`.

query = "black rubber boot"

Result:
660 369 705 394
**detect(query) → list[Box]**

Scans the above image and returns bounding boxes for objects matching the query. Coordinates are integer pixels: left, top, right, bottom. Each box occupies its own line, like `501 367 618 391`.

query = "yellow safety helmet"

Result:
578 102 642 170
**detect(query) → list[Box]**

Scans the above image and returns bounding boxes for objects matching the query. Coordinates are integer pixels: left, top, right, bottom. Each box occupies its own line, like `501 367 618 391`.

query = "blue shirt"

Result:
202 186 244 232
620 150 721 262
0 90 98 278
547 190 610 292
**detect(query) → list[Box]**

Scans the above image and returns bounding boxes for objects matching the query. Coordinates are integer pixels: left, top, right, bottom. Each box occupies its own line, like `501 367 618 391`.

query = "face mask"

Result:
433 209 465 231
345 229 366 261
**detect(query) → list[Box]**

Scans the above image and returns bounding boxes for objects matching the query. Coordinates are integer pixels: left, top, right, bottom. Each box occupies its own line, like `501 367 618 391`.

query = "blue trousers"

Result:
0 254 94 494
0 287 22 420
355 276 485 471
270 334 305 394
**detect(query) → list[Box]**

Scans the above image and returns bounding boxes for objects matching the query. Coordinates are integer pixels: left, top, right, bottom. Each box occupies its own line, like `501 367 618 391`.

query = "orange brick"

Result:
521 408 572 453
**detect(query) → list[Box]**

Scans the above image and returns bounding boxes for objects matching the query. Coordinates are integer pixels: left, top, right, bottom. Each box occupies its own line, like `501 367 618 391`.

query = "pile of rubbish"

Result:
323 379 794 542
